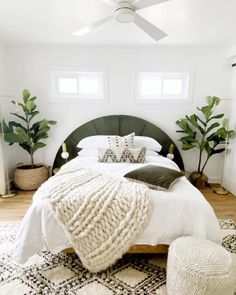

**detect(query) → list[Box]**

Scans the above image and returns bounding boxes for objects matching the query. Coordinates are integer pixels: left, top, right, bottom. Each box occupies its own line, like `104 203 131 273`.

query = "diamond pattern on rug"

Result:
222 234 236 254
40 265 76 285
0 279 35 295
0 220 235 295
73 281 113 295
114 266 149 287
219 219 236 229
23 254 45 267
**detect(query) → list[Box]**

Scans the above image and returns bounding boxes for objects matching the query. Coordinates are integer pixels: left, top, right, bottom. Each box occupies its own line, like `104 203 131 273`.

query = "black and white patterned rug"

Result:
0 220 235 295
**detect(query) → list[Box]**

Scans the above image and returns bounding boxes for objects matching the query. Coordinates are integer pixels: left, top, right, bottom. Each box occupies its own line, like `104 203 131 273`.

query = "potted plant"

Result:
176 96 235 188
1 89 56 190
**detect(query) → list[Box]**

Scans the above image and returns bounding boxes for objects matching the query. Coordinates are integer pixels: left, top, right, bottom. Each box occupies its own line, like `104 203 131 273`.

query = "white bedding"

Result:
14 155 221 264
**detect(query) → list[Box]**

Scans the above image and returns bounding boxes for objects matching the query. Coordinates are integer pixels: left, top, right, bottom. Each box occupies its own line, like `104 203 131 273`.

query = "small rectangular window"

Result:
136 72 190 102
51 70 107 102
58 78 78 94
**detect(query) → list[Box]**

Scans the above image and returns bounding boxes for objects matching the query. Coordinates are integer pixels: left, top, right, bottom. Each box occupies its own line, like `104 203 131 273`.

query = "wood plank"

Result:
0 186 235 222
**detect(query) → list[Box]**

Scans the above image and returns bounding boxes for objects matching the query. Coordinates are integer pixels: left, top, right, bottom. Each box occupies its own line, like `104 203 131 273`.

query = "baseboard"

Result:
208 177 221 184
223 176 236 196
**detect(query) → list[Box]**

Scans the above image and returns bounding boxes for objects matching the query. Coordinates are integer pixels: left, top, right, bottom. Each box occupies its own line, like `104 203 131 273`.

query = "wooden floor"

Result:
0 185 236 222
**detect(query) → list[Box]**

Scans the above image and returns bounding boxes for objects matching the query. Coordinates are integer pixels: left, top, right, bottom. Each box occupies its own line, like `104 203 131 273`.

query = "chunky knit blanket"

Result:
39 168 150 272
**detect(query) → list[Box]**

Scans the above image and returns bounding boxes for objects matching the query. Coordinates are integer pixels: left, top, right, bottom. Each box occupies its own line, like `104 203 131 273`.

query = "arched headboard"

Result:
52 115 184 171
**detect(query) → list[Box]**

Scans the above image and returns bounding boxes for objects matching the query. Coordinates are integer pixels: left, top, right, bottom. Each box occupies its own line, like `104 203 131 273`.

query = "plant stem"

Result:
197 149 202 174
197 129 207 175
200 156 210 175
26 113 34 168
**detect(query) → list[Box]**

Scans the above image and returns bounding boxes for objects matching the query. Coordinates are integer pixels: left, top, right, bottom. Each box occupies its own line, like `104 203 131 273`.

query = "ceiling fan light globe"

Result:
114 8 135 23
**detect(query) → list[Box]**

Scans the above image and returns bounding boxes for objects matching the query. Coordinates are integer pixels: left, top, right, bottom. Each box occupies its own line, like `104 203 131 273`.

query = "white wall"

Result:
3 45 231 181
0 46 4 92
0 45 6 194
223 55 236 195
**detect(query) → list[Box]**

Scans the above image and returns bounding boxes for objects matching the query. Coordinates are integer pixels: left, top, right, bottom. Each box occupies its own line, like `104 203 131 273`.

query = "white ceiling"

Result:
0 0 236 46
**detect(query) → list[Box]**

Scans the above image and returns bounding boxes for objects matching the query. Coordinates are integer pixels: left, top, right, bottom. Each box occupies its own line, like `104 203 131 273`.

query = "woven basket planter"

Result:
189 172 208 189
13 165 49 191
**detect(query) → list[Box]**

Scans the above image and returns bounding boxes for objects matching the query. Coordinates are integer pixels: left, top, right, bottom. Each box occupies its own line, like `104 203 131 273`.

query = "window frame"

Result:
135 70 193 104
50 68 108 103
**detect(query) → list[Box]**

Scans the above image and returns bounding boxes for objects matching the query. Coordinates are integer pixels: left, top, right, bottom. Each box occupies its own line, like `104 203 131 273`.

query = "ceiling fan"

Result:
73 0 170 42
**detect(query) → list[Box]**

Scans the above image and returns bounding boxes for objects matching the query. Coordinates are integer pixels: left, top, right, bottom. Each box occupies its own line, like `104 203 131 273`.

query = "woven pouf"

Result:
167 237 236 295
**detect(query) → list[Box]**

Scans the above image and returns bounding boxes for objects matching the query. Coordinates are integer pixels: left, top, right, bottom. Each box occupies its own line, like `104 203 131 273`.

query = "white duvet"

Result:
14 155 221 264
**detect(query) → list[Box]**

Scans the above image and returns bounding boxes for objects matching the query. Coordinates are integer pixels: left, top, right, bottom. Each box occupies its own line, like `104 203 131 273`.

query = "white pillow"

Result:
108 133 134 149
77 149 99 157
77 133 135 149
78 148 158 157
133 136 162 152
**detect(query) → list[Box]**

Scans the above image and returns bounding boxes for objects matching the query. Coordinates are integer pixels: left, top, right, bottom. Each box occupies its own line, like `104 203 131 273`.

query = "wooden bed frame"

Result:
63 244 169 254
52 115 184 254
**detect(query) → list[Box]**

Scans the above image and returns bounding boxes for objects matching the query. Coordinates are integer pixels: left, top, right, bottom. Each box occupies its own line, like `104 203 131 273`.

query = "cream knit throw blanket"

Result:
40 168 150 273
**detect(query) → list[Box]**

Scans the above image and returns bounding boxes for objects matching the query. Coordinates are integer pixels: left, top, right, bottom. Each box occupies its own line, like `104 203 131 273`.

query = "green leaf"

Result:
29 111 40 122
19 142 31 154
26 100 35 113
48 120 57 125
186 114 205 133
1 120 10 133
223 118 229 130
206 96 214 107
30 122 40 132
38 126 49 133
9 121 27 132
34 131 48 143
212 96 221 106
4 133 26 144
200 105 212 120
182 143 196 150
214 127 228 138
211 148 225 155
176 130 188 133
176 119 196 137
39 119 48 129
29 96 37 101
206 122 220 134
191 116 205 134
228 130 235 138
209 113 224 121
15 127 29 142
32 142 46 153
23 89 31 103
204 141 212 156
179 135 197 143
195 115 206 127
206 96 220 107
176 119 188 130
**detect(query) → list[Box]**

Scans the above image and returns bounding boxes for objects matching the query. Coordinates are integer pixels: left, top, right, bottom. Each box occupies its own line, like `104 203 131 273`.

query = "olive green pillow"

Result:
124 165 184 190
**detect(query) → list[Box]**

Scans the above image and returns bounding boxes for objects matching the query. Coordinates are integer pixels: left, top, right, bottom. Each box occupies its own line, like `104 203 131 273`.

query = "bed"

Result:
13 115 221 267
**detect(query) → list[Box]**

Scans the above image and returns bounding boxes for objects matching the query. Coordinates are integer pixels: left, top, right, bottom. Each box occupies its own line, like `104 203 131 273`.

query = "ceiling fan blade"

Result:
72 15 113 36
101 0 114 6
133 13 167 41
135 0 170 10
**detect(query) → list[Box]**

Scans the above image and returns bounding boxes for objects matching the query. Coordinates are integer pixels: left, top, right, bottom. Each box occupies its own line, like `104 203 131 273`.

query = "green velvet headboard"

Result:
52 115 184 171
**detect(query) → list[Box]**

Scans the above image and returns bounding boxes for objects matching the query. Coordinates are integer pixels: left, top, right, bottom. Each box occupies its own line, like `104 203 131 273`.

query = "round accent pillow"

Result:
167 237 236 295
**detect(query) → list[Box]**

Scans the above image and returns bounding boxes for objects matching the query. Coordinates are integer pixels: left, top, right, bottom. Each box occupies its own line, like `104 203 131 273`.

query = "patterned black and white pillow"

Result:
107 133 135 149
98 147 146 163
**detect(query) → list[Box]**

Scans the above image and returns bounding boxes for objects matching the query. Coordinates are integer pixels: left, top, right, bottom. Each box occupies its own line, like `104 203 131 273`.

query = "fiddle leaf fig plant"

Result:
176 96 235 176
1 89 56 168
